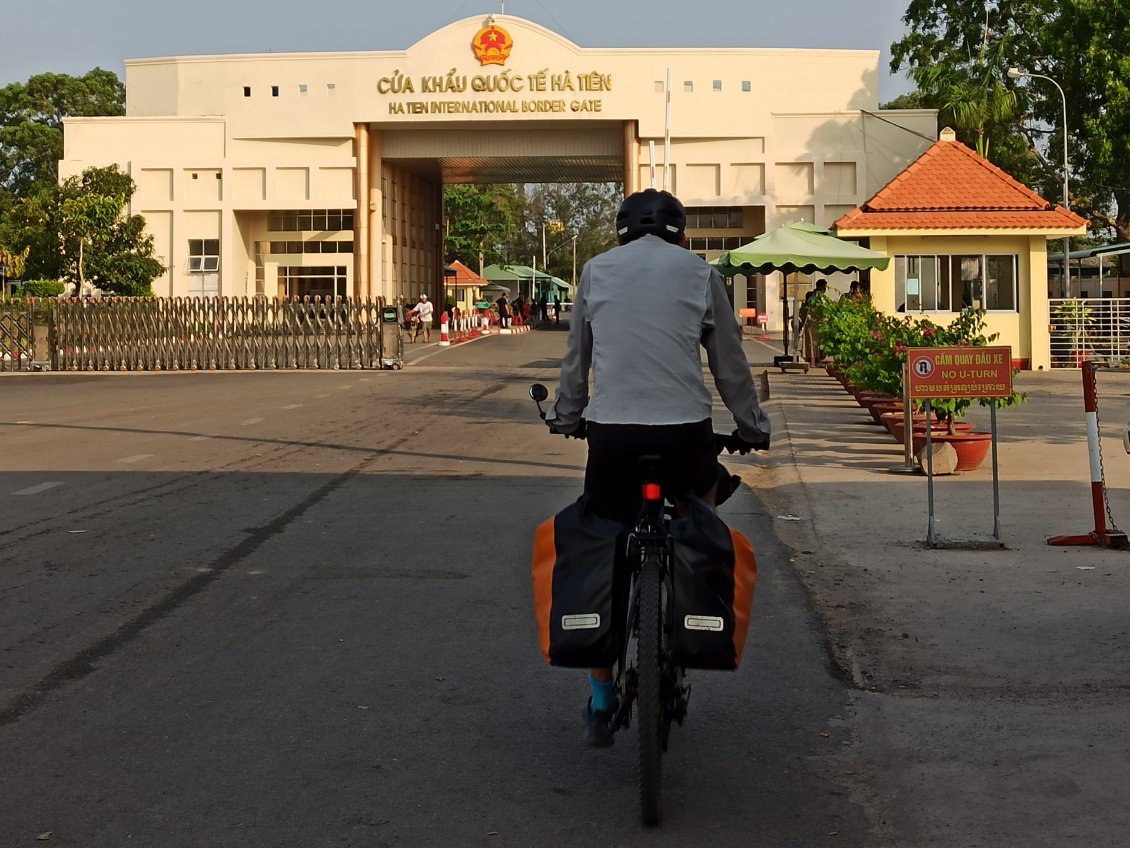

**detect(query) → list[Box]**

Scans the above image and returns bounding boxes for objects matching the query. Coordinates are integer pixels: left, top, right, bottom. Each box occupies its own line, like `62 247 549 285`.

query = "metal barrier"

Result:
1049 297 1130 368
0 301 45 372
2 296 388 372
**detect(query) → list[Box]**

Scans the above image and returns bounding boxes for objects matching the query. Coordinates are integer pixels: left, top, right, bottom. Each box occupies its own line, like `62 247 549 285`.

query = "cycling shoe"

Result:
583 698 617 747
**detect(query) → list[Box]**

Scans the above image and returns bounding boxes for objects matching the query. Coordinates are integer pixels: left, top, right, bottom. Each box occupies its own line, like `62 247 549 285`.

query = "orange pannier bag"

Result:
530 500 627 667
669 497 757 670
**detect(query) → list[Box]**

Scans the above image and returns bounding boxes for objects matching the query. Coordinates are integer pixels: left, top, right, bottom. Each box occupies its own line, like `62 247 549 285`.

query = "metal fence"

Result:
1 296 393 372
0 300 43 372
1049 297 1130 368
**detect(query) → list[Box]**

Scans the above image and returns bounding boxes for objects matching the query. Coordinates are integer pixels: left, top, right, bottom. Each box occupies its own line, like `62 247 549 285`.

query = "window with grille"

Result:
187 239 220 272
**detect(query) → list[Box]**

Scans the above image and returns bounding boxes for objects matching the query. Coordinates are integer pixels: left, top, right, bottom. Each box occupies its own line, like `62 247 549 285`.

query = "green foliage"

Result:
890 1 1130 241
818 297 1026 432
1051 299 1095 351
1042 4 1130 241
17 279 64 297
0 165 163 296
443 184 519 269
443 181 621 283
0 244 28 296
505 182 620 281
0 69 125 201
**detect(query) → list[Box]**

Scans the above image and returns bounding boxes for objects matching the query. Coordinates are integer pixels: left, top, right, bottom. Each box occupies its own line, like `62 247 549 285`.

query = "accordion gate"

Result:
49 297 390 372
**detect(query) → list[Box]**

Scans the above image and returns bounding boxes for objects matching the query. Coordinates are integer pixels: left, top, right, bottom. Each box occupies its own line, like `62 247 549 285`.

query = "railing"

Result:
0 296 392 372
1049 298 1130 368
0 301 44 372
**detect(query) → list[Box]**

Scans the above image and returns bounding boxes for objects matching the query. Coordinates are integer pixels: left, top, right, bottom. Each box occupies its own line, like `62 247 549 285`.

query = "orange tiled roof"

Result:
444 260 488 285
835 133 1087 232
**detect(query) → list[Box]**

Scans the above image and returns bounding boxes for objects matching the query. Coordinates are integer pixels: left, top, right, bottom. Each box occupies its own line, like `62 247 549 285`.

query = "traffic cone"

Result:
439 317 450 346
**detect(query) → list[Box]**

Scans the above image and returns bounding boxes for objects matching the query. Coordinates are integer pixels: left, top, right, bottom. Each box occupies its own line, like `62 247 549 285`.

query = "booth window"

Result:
894 254 1018 313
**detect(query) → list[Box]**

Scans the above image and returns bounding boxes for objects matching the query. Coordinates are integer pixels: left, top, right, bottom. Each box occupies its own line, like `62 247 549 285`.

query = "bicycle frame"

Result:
608 467 689 740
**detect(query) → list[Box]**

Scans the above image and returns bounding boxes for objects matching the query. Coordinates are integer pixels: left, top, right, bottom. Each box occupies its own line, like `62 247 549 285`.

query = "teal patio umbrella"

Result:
711 222 890 360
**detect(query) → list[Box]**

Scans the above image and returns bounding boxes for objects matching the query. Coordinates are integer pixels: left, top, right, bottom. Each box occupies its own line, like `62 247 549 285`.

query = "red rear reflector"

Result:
642 482 662 501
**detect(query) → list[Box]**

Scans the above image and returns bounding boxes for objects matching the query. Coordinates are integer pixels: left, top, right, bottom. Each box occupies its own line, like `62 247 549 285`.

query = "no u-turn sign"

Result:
906 345 1013 399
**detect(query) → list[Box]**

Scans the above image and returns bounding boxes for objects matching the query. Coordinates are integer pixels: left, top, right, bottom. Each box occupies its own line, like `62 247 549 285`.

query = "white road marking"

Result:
314 394 330 399
13 482 64 495
241 418 263 425
190 435 211 441
282 404 303 410
118 454 154 464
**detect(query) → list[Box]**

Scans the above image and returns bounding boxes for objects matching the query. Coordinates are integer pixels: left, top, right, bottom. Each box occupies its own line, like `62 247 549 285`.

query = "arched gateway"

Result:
62 14 936 330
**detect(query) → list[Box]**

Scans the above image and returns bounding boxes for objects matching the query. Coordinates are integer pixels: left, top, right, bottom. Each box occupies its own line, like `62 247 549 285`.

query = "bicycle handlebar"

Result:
542 420 768 453
530 383 766 453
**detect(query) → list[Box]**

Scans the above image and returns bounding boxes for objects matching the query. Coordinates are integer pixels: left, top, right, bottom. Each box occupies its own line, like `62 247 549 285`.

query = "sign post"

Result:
906 345 1013 547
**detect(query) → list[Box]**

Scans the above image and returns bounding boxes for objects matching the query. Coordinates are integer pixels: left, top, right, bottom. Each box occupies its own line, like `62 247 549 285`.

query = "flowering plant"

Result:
814 300 1027 433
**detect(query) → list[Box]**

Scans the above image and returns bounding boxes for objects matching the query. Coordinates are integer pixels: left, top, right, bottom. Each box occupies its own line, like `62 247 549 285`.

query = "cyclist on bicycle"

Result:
543 188 771 745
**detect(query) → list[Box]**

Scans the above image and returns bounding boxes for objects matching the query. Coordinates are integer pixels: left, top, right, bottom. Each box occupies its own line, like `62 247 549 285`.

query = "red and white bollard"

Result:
439 312 450 347
1048 361 1128 548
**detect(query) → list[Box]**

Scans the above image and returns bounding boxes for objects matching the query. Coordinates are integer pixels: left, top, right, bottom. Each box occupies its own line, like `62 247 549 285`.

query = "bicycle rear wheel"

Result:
636 553 664 826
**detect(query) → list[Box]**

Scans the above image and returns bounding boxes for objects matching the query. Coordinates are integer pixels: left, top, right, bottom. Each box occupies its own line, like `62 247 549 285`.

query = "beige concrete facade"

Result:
61 14 936 327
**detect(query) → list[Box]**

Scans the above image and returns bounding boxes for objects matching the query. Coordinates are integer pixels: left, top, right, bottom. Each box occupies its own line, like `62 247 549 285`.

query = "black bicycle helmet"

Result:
615 188 686 245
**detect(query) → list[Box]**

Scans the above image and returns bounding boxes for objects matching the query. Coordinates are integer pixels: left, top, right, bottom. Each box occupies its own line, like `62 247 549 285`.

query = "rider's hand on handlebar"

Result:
726 429 770 454
547 418 587 439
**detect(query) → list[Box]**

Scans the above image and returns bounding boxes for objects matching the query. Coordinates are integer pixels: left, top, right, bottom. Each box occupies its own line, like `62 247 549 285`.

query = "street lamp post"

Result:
1008 66 1071 296
545 233 578 303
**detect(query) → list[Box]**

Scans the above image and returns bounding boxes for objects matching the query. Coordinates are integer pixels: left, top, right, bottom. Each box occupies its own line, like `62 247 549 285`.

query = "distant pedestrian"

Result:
496 294 511 329
554 296 562 326
412 293 433 343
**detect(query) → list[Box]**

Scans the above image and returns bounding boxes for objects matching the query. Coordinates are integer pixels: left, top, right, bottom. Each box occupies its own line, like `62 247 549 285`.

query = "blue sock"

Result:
589 674 617 713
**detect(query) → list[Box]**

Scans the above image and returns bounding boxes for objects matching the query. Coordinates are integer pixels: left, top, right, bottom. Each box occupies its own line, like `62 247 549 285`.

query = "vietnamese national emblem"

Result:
471 25 514 66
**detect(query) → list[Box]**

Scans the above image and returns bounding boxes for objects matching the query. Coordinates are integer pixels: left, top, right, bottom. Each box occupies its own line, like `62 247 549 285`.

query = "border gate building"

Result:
61 14 937 332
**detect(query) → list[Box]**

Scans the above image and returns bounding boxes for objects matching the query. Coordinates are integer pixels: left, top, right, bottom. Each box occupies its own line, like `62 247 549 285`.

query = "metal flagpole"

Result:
662 69 672 191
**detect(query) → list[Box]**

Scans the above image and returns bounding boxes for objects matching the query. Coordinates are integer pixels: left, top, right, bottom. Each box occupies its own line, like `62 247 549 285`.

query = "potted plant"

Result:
818 303 1026 472
1051 300 1095 367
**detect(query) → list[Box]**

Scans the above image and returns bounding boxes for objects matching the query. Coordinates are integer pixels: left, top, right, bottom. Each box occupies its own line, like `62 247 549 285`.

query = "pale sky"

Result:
3 0 916 103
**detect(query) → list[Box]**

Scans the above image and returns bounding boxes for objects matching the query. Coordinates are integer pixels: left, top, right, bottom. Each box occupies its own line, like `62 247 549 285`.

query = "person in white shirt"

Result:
411 293 434 343
543 188 770 745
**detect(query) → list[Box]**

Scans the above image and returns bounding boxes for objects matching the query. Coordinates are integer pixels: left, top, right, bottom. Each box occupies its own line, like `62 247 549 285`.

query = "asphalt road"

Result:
1 329 866 847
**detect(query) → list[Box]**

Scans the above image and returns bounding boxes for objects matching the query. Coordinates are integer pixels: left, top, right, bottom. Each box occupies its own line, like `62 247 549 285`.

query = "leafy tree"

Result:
1042 3 1130 242
0 165 164 296
891 1 1130 242
442 183 520 271
0 69 125 209
890 2 1039 185
0 244 28 297
507 182 620 282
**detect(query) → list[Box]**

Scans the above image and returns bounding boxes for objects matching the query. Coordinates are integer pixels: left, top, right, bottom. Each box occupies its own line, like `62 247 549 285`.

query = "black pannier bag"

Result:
670 497 757 670
531 500 627 667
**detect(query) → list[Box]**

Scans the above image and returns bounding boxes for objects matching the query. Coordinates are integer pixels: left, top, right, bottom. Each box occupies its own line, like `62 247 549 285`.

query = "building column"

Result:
622 120 639 197
1028 235 1052 370
368 130 384 301
354 123 370 299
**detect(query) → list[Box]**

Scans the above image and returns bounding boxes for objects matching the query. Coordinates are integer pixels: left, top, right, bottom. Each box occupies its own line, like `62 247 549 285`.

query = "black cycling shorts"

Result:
583 419 718 525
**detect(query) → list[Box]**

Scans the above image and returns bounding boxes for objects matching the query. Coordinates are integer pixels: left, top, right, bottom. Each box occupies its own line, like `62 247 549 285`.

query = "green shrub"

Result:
19 279 66 297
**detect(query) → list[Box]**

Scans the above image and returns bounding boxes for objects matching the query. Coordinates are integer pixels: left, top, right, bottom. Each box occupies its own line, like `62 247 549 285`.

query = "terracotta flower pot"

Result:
881 411 927 441
869 400 905 423
916 431 993 472
883 413 972 444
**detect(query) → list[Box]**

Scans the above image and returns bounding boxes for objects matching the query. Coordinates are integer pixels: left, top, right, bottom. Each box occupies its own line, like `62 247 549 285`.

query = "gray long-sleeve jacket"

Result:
545 234 771 442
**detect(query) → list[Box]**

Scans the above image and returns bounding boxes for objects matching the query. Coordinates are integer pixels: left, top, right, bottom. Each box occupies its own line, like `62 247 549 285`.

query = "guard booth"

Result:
380 304 404 369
